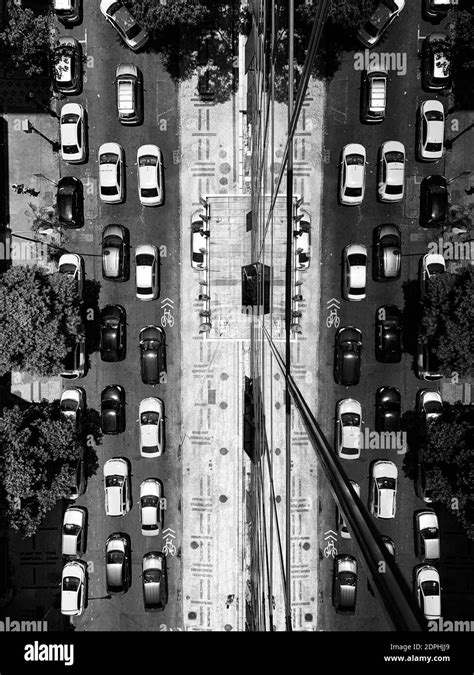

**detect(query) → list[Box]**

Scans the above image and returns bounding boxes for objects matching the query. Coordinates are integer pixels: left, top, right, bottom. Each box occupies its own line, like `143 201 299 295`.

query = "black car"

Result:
416 337 443 381
423 0 451 21
419 175 448 228
57 176 83 229
375 305 402 363
100 305 126 362
53 36 82 95
422 32 452 92
105 533 131 595
373 224 401 281
139 326 166 385
375 387 401 432
101 385 126 434
102 224 129 281
334 326 362 386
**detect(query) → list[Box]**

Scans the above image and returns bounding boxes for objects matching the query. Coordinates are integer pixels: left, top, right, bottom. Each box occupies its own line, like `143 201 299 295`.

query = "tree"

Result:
0 403 79 537
0 266 84 377
125 0 210 33
0 3 57 78
419 267 474 378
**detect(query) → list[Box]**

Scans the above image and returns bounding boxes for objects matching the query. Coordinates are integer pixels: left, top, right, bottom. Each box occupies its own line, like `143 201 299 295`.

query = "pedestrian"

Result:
12 183 25 194
25 187 40 197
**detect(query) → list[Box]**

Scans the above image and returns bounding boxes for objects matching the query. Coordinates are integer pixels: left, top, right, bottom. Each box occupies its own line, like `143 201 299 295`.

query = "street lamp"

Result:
447 170 472 185
21 119 60 153
33 173 58 187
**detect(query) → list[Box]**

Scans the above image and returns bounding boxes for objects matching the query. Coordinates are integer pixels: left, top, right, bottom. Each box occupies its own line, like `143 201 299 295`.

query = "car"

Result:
54 0 81 25
418 100 445 162
104 458 132 517
58 253 84 300
191 224 209 270
142 552 168 612
137 145 164 206
360 65 387 123
415 510 440 562
139 397 165 458
373 224 401 281
63 445 86 501
98 143 125 204
337 482 360 539
342 244 367 301
339 144 366 206
334 327 362 386
415 446 436 503
62 506 86 559
53 36 82 95
60 387 85 431
60 338 87 380
423 0 452 21
105 533 131 595
294 218 311 270
382 535 396 558
102 224 129 281
416 389 443 424
419 175 448 228
135 244 159 301
416 337 443 381
422 32 451 92
115 63 143 125
378 141 405 202
100 0 149 51
140 479 165 536
375 387 401 432
420 253 446 300
100 304 126 362
375 305 402 363
101 385 126 435
414 564 441 620
332 554 358 615
335 399 362 460
139 326 166 385
369 460 397 519
357 0 405 48
61 560 87 616
57 176 83 229
60 102 87 164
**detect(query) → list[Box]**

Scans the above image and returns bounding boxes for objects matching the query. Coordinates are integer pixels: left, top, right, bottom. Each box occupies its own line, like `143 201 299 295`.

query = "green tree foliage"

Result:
0 403 79 537
0 266 84 377
0 3 57 78
419 267 474 378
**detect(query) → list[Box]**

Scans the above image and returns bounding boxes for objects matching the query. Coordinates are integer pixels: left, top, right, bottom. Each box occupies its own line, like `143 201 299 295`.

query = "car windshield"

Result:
428 263 445 275
140 155 157 167
100 153 118 165
141 496 158 508
425 110 443 122
107 551 124 565
60 264 76 275
347 154 364 166
136 254 154 266
341 413 360 427
141 187 159 198
421 580 439 596
386 184 403 194
61 399 77 412
141 411 159 425
345 187 362 197
104 235 122 248
193 251 204 263
144 569 161 583
378 478 396 490
63 524 80 535
348 254 366 267
386 151 404 164
142 340 159 351
105 475 124 487
63 576 80 591
63 144 79 155
422 527 439 539
425 142 442 153
62 114 78 124
424 401 441 415
381 235 399 248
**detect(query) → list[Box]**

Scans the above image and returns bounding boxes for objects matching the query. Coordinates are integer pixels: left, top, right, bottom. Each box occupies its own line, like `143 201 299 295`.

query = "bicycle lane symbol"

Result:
162 527 177 557
323 530 338 558
161 298 175 328
326 298 341 329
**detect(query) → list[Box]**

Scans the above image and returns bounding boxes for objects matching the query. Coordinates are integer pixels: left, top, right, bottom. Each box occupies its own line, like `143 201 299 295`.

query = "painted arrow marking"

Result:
161 298 174 309
324 530 338 540
326 298 340 310
162 528 176 539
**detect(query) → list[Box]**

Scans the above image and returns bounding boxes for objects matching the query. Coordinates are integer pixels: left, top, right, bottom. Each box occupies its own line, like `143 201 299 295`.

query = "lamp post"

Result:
447 170 472 185
22 119 60 153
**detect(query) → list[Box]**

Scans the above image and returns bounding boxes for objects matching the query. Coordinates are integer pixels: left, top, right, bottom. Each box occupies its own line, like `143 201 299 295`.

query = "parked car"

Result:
102 224 129 281
100 304 126 362
415 445 435 503
369 460 397 519
337 482 360 539
62 506 86 560
375 387 401 432
375 305 402 363
422 32 451 92
140 479 164 536
60 338 87 380
373 224 401 281
64 445 87 501
105 533 131 595
420 175 448 228
342 244 367 301
415 510 440 562
423 0 452 21
339 144 366 205
101 385 126 435
135 244 159 301
58 253 84 299
53 36 82 95
378 141 405 202
382 535 396 558
294 218 311 270
418 100 444 161
360 65 387 123
100 0 149 51
115 63 143 125
139 326 166 385
57 176 83 229
104 458 131 517
357 0 405 48
335 399 362 460
419 252 446 300
414 564 441 620
191 225 208 270
142 552 168 612
61 560 87 616
137 145 164 206
334 327 362 386
98 142 125 204
54 0 81 26
416 337 443 381
60 102 87 163
60 387 85 431
416 389 443 424
139 397 165 458
332 554 358 615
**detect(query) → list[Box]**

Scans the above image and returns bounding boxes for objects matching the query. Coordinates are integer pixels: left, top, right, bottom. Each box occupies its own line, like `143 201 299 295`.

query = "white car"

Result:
58 253 84 300
336 399 362 460
358 0 405 48
60 387 85 431
139 397 165 458
104 457 131 517
342 244 367 301
62 506 86 559
294 218 311 270
140 479 165 536
418 100 444 161
60 102 87 163
100 0 149 51
191 226 208 270
135 244 159 301
415 565 441 620
415 510 440 562
337 481 360 539
137 145 164 206
420 253 446 299
98 142 125 203
369 460 397 519
378 141 405 202
339 144 366 205
61 560 87 616
416 389 443 423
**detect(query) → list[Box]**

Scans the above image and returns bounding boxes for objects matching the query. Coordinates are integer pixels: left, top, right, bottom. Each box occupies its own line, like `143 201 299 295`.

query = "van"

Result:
115 64 143 125
333 554 358 614
361 66 387 123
